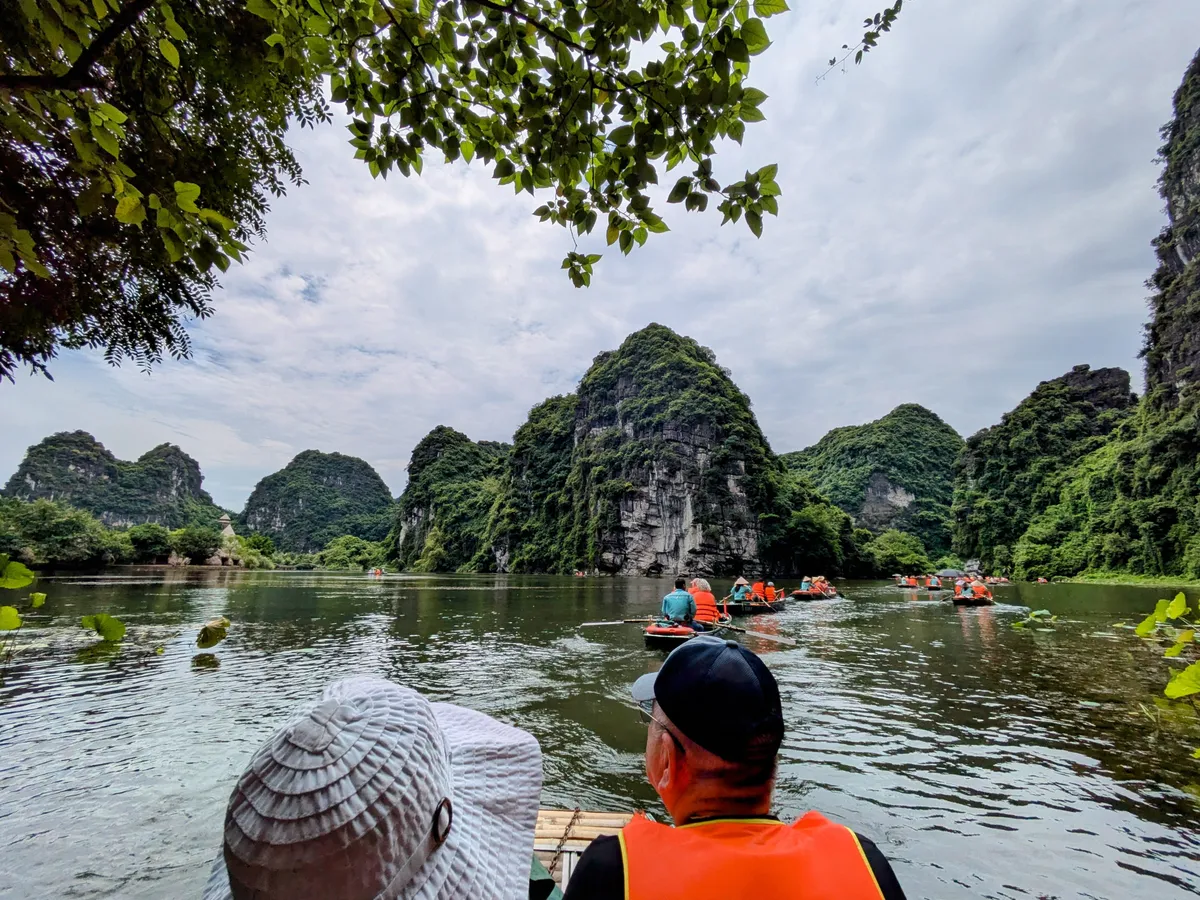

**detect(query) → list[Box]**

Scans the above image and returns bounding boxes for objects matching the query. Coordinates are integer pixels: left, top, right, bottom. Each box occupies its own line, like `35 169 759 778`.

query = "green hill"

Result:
782 404 962 554
241 450 395 553
1 430 225 528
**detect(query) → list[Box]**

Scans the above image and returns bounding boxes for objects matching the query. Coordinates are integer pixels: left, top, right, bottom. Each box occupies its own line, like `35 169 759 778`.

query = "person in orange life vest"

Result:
765 581 777 602
562 636 907 900
751 580 766 600
688 578 721 630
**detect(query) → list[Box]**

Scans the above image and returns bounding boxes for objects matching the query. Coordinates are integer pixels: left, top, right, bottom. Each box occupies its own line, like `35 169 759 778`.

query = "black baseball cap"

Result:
631 636 784 762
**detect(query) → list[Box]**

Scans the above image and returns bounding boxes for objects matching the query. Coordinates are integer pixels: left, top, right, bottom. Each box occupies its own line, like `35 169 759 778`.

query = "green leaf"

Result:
746 209 763 237
95 102 128 124
740 105 766 123
161 5 188 41
740 18 770 55
174 181 201 213
1193 747 1200 760
610 125 634 147
82 613 126 642
1135 611 1158 637
159 38 180 69
306 14 330 34
115 196 146 226
460 141 474 164
742 88 768 107
1165 661 1200 700
1167 592 1190 619
753 0 788 17
246 0 275 19
757 163 778 183
30 592 46 608
1154 599 1170 623
0 561 35 589
0 606 21 631
667 178 690 203
1165 632 1193 657
726 38 749 63
92 127 120 158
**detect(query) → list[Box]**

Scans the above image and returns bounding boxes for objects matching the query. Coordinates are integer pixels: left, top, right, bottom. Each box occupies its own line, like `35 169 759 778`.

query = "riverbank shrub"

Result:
318 536 386 571
170 526 221 564
0 497 130 566
866 529 933 574
128 524 173 563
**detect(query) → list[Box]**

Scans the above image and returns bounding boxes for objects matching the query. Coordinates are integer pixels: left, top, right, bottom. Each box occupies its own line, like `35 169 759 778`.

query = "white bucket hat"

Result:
202 676 542 900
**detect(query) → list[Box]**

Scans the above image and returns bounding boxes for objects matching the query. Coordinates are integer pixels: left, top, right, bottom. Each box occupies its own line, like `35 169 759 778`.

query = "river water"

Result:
0 572 1197 899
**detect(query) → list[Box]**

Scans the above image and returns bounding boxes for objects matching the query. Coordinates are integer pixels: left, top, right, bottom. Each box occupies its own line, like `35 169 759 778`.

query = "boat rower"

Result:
564 637 907 900
731 577 753 602
765 581 777 602
661 577 697 625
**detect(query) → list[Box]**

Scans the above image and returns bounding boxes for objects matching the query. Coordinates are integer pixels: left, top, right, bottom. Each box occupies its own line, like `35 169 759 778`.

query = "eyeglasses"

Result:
637 700 686 756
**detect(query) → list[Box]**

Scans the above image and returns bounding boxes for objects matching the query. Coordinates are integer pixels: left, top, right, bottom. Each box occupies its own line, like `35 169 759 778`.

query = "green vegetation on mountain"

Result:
782 404 962 554
2 431 226 528
319 536 387 571
950 365 1136 573
0 497 130 567
864 529 933 575
956 50 1200 581
392 427 509 572
242 451 394 553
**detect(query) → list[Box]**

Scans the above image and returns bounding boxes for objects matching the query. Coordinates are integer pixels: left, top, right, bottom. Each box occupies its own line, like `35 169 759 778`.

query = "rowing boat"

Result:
951 595 995 606
722 600 781 615
535 808 633 890
790 588 838 601
642 616 732 649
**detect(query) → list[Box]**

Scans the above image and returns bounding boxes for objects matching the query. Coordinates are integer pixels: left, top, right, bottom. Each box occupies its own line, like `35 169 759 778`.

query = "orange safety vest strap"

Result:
620 812 885 900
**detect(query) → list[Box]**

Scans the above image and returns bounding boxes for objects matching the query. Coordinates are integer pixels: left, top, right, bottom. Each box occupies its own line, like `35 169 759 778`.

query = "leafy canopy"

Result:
256 0 789 287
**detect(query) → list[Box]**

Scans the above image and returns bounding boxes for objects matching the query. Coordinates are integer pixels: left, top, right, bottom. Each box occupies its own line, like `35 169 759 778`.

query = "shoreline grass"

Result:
1064 572 1200 590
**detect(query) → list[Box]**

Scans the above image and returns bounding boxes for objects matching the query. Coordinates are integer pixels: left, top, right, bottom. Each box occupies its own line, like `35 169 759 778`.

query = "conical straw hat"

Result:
203 676 541 900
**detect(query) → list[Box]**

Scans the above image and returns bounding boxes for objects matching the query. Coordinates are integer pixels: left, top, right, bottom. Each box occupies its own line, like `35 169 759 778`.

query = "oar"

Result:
580 618 655 627
719 622 797 646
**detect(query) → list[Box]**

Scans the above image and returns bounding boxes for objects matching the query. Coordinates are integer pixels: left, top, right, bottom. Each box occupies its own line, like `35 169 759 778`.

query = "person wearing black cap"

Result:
563 636 906 900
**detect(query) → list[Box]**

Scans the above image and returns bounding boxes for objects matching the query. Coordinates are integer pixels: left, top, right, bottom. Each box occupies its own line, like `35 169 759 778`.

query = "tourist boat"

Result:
536 809 632 890
790 588 838 601
951 594 995 607
722 599 782 616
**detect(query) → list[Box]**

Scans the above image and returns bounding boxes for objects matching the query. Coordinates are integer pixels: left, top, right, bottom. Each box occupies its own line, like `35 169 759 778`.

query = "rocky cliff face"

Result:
782 404 962 554
951 365 1136 571
1 430 224 527
1144 48 1200 409
242 450 395 552
392 426 508 571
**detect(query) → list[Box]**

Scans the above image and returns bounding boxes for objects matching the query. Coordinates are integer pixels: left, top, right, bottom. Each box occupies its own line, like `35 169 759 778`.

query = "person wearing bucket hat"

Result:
730 577 752 602
202 675 551 900
563 637 907 900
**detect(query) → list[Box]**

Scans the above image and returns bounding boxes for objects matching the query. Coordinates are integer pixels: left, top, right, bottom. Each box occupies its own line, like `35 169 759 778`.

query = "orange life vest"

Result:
751 581 766 599
619 812 885 900
693 590 720 623
765 586 777 601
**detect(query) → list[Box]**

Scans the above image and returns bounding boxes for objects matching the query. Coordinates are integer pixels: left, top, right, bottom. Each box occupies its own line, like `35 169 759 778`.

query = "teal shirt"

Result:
732 585 753 601
661 589 696 622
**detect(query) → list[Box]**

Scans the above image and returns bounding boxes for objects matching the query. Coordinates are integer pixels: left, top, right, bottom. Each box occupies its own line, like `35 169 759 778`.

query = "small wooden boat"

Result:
642 616 731 649
723 600 782 616
791 588 838 601
951 595 995 606
536 808 633 890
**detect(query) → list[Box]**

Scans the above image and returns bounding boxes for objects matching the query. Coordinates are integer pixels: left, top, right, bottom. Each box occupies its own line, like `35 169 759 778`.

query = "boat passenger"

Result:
751 580 766 600
731 577 753 602
799 576 812 591
200 675 548 900
662 577 697 625
927 575 941 589
564 637 907 900
689 578 721 631
970 580 992 600
765 582 777 602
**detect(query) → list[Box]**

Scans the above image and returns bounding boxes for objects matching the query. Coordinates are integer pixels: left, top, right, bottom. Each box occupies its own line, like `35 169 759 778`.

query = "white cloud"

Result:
3 0 1197 509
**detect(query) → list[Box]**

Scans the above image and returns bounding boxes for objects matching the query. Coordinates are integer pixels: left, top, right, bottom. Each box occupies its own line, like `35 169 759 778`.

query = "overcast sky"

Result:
3 1 1198 511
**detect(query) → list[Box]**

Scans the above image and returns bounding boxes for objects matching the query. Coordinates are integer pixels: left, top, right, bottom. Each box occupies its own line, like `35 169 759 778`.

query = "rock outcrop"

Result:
782 404 962 554
478 324 850 576
1144 48 1200 410
1 431 225 528
242 450 394 553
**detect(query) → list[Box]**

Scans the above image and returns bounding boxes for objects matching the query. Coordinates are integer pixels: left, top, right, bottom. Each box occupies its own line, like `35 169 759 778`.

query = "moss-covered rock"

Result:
782 404 962 554
2 430 226 528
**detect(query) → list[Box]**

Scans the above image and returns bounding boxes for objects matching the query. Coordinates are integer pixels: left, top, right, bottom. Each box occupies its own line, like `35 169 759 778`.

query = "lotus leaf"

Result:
81 613 126 642
1166 592 1191 620
30 592 46 608
0 560 35 590
0 606 21 630
1164 662 1200 700
1135 611 1159 637
196 616 231 649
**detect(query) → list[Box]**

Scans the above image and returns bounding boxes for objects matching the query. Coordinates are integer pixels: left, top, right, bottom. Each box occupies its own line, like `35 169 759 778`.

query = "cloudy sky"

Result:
3 0 1198 511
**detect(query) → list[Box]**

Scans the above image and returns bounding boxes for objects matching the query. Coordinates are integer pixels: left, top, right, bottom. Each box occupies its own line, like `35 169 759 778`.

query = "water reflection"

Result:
0 573 1196 899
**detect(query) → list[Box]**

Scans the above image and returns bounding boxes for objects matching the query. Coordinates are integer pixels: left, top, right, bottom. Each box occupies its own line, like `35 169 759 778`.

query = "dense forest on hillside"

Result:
392 426 510 572
2 432 226 529
242 451 395 553
783 404 962 554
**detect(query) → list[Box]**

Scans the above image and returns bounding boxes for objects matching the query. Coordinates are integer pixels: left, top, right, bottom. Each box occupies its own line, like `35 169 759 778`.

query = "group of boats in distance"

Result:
892 572 1006 606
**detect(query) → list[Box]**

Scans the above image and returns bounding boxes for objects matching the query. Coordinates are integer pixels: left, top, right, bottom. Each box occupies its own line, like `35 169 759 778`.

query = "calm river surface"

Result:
0 572 1198 899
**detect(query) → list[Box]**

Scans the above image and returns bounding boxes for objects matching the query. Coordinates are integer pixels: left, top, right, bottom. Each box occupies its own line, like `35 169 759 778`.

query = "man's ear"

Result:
651 731 675 792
